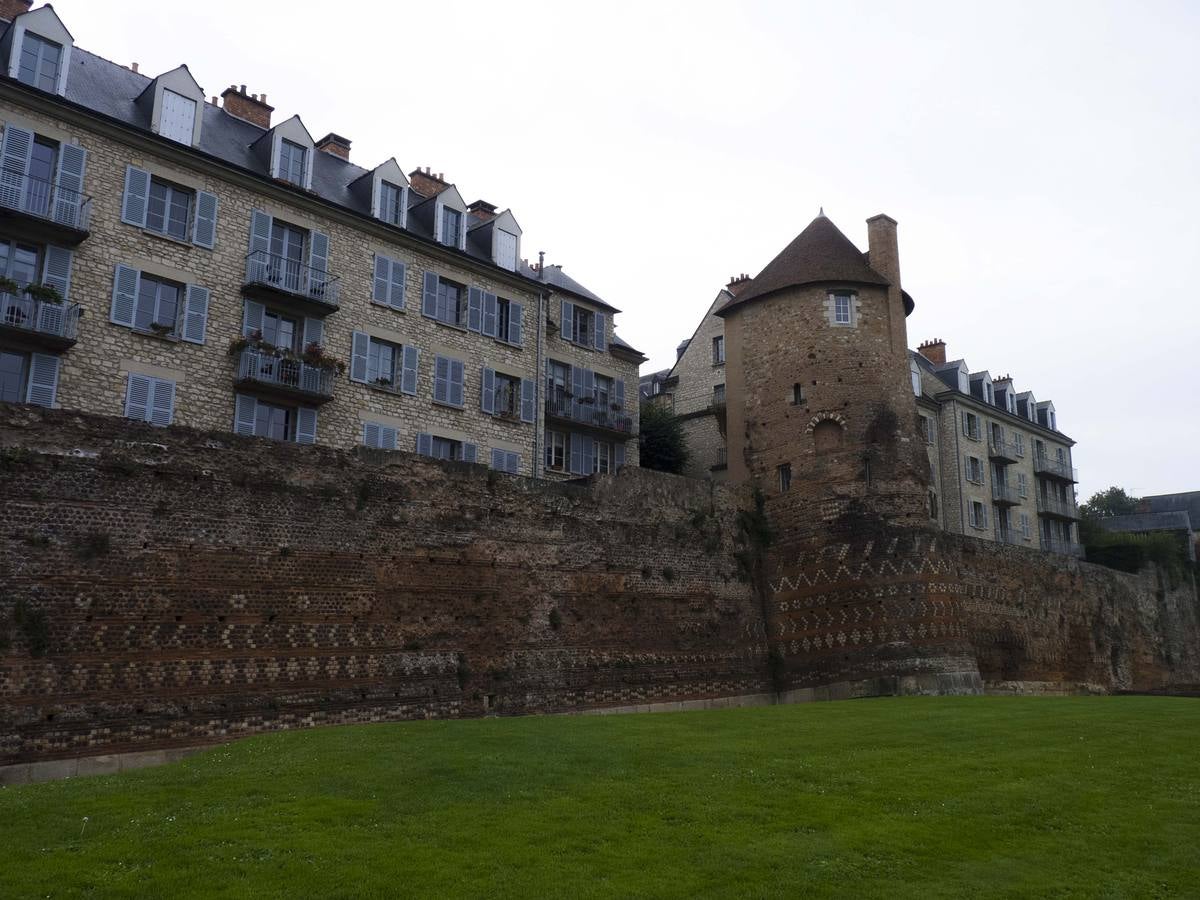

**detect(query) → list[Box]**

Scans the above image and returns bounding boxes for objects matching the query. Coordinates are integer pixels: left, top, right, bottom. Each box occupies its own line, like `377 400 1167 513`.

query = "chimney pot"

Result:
917 338 946 366
240 84 247 95
221 86 274 129
131 62 139 73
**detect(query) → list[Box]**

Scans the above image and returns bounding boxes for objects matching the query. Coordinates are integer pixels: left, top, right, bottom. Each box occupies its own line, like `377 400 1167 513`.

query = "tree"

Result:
638 402 690 474
1079 486 1139 520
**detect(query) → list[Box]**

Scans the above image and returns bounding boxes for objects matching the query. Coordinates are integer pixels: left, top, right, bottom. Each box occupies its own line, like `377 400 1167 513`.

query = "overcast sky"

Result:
54 0 1199 500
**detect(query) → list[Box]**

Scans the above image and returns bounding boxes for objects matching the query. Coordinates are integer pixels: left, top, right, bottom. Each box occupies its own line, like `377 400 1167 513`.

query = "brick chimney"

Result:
726 273 752 297
316 133 351 161
468 199 498 222
917 339 946 366
0 1 32 21
409 167 448 197
221 85 273 129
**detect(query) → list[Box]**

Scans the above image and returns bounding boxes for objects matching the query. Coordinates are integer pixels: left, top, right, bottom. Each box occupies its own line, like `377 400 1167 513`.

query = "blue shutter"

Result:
181 284 209 344
25 353 59 408
249 209 272 255
508 301 523 346
120 165 150 227
193 190 219 249
582 437 595 475
124 373 151 421
110 264 139 327
569 433 583 475
41 245 71 300
571 366 585 419
520 378 535 424
401 345 419 395
363 421 381 448
481 367 495 414
416 432 433 457
388 260 406 309
234 394 257 435
461 442 477 464
350 331 370 383
242 299 265 337
149 378 175 427
506 451 520 474
582 369 595 417
0 124 33 210
372 254 390 305
303 317 323 348
433 356 449 404
449 359 465 407
561 300 573 340
307 230 330 298
422 272 439 318
53 143 86 227
594 311 606 351
482 292 498 338
615 443 626 471
380 425 398 450
467 287 483 333
296 407 318 445
490 448 505 471
613 379 625 412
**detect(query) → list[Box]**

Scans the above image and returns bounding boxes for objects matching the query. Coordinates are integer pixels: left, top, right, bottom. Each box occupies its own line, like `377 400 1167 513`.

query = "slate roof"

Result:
1099 512 1194 534
7 24 621 308
1138 492 1200 529
718 214 902 317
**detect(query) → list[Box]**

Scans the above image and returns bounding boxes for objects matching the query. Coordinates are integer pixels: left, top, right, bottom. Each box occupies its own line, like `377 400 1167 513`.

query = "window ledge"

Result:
424 315 469 334
491 412 529 427
712 361 725 367
370 300 406 314
367 382 410 398
141 228 198 250
431 399 464 411
130 326 181 344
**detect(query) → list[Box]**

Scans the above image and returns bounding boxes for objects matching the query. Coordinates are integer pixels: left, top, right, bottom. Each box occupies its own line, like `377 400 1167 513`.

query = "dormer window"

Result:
378 180 405 227
278 139 307 186
496 230 518 270
159 90 196 145
440 207 462 247
17 32 61 92
910 360 921 396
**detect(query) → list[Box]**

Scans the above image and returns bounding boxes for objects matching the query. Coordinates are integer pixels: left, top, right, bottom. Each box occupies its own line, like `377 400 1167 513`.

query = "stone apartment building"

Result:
658 211 1081 555
0 1 642 478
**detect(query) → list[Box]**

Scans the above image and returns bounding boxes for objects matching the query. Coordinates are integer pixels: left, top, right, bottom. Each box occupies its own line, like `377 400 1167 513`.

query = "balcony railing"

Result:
545 388 633 435
1043 537 1084 558
244 250 340 309
1033 453 1078 482
0 291 81 345
988 437 1018 462
236 349 334 400
1036 494 1078 520
994 528 1027 547
712 446 728 471
991 482 1022 506
0 171 92 234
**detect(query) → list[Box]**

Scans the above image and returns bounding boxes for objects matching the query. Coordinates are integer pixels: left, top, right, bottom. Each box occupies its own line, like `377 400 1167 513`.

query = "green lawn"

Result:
2 697 1198 898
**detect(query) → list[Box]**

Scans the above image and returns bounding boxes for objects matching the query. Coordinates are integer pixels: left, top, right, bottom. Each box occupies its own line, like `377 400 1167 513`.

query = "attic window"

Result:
278 140 307 186
440 207 462 247
17 33 62 93
378 180 405 227
496 229 517 270
159 90 197 145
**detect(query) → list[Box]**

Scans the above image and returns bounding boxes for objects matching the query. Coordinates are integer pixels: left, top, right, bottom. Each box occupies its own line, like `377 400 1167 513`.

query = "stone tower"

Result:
719 212 929 546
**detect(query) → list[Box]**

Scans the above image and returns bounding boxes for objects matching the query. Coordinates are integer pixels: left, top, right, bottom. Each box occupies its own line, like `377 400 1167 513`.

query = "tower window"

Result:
777 463 792 493
792 383 804 405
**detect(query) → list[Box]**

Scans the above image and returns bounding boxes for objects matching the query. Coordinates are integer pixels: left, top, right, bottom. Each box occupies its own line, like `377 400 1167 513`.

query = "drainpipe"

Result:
533 250 546 482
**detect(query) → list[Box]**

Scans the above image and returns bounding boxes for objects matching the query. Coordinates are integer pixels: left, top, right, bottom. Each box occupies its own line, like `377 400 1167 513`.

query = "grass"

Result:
2 696 1198 898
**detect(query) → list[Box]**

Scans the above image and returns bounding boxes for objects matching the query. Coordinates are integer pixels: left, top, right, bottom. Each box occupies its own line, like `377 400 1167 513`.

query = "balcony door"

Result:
268 221 306 292
24 137 56 218
0 350 27 402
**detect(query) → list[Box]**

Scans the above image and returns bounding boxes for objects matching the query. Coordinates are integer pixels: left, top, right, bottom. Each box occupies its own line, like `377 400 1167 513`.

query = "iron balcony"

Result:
0 172 92 245
993 528 1027 547
991 482 1022 507
235 349 335 403
1036 494 1079 520
1033 453 1078 482
243 250 340 315
1043 536 1085 558
0 292 81 350
545 388 633 436
988 437 1018 463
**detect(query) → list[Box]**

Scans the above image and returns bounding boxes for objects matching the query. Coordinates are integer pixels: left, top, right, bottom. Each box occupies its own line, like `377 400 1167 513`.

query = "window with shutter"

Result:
467 287 483 333
192 190 218 249
120 165 150 227
181 284 209 344
508 301 523 346
422 271 439 318
400 345 419 396
433 355 449 404
482 292 498 338
25 352 58 407
0 124 33 211
52 143 86 227
449 359 465 407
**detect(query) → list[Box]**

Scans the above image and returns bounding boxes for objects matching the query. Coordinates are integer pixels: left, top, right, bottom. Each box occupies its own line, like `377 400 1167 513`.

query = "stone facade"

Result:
0 14 641 479
663 288 731 479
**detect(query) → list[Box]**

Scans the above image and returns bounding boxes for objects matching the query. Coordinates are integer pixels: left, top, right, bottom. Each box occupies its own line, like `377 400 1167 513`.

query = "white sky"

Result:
53 0 1199 501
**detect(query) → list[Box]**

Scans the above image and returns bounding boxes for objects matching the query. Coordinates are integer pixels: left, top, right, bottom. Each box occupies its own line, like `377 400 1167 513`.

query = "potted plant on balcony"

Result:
0 276 20 297
24 283 62 305
301 341 346 375
148 321 174 337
